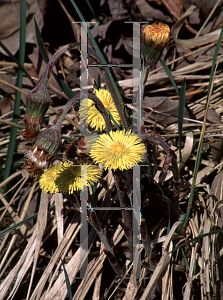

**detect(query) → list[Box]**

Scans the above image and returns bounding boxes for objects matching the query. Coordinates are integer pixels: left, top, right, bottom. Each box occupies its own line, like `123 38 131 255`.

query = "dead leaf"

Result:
0 0 44 55
179 132 194 172
107 0 130 20
0 97 13 117
136 0 173 23
143 96 183 125
0 73 16 94
211 170 223 201
0 2 29 39
210 139 223 161
171 5 222 50
160 0 184 20
207 108 222 124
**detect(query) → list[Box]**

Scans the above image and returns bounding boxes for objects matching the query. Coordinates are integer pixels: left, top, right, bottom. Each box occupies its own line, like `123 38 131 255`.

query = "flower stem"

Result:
40 41 128 130
138 59 149 132
55 92 112 133
87 46 129 130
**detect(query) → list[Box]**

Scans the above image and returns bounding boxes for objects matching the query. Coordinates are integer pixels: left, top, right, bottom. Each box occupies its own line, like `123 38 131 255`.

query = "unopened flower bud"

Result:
141 22 171 70
23 74 51 142
24 124 61 177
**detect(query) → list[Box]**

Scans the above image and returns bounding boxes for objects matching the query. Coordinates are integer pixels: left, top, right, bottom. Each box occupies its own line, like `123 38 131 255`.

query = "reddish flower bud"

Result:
141 22 171 69
24 124 61 177
23 74 51 142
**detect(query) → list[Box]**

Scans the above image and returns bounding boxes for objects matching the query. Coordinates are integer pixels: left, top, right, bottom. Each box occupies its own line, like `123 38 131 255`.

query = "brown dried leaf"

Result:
206 108 222 124
143 96 182 125
0 2 29 39
171 5 222 50
211 170 223 201
0 98 13 117
136 0 173 23
179 132 193 172
0 73 16 93
210 139 223 161
160 0 184 20
107 0 130 19
0 0 44 55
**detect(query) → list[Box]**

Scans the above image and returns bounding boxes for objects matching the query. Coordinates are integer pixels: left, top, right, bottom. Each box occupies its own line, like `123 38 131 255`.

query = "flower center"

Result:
109 141 126 155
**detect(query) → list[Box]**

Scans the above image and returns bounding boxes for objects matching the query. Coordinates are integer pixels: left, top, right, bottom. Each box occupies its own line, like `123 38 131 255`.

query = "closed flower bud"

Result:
24 124 61 177
141 22 171 70
23 74 51 142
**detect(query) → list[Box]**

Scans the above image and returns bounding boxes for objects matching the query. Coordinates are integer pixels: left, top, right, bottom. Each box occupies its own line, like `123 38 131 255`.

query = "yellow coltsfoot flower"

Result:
90 130 146 171
55 163 102 194
79 89 121 131
39 163 66 194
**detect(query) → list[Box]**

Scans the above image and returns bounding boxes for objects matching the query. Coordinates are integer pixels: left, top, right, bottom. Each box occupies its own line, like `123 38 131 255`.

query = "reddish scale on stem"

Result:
24 124 61 177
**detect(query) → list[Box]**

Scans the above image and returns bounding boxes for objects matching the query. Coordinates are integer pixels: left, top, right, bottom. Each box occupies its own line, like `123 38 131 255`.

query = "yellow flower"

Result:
55 163 102 194
79 89 121 131
143 22 170 46
90 130 146 171
141 22 170 70
39 164 65 194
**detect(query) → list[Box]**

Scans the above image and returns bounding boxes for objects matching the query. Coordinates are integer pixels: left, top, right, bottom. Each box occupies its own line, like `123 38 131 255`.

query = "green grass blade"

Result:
183 26 223 228
34 18 49 63
170 228 223 254
0 205 55 237
62 260 72 300
84 0 98 20
178 78 186 164
57 78 76 99
206 34 223 100
160 59 196 125
3 0 26 183
160 59 179 95
0 40 35 86
97 73 101 89
106 108 120 130
0 213 38 237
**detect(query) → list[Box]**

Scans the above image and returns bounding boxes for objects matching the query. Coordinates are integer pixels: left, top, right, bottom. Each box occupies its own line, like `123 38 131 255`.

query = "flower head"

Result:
141 22 171 68
90 130 146 171
143 22 170 46
39 164 65 193
23 74 51 142
24 124 61 177
79 89 121 131
55 163 102 194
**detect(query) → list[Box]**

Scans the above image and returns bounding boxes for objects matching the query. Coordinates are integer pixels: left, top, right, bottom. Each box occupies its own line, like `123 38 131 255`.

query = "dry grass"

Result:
1 4 223 300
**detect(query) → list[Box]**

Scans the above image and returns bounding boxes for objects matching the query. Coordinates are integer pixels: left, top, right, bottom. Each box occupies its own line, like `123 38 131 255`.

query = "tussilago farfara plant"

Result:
22 22 178 284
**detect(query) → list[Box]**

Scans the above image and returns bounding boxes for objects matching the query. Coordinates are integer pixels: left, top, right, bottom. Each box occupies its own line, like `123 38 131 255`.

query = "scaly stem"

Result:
138 59 149 132
41 41 129 130
87 46 129 130
55 92 112 133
